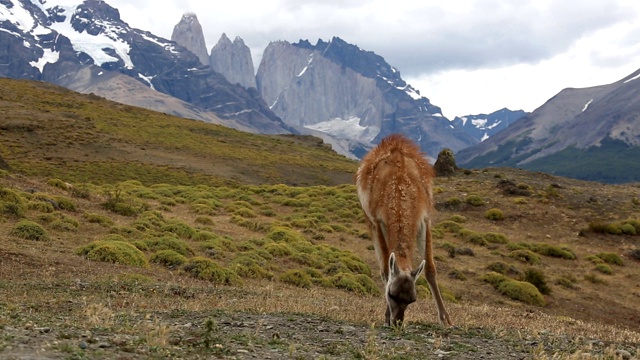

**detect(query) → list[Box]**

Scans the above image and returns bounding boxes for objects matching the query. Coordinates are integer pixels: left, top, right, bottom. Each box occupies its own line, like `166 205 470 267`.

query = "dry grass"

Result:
1 78 640 358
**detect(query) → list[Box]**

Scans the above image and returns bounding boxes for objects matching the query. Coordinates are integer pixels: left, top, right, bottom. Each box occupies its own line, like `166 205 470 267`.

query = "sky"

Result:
106 0 640 119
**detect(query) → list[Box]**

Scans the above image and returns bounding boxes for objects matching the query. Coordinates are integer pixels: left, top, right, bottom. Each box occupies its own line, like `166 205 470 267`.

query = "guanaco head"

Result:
385 253 426 327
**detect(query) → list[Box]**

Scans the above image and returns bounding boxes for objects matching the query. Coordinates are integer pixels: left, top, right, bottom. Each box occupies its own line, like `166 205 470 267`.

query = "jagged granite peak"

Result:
209 33 257 89
451 108 527 142
256 37 476 159
0 0 290 134
171 12 209 65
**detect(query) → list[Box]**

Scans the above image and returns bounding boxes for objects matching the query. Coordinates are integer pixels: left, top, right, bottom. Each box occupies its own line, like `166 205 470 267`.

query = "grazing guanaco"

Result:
356 134 452 327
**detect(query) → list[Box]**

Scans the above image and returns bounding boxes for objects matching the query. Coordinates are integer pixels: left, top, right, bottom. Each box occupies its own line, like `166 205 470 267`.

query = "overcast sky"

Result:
108 0 640 119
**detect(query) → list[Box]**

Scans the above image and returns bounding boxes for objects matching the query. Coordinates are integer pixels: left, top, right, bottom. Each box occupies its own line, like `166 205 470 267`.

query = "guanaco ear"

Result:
388 253 398 277
411 260 426 282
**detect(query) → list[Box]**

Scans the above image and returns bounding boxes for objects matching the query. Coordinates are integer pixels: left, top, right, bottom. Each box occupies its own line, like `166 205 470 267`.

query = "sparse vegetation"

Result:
0 78 638 359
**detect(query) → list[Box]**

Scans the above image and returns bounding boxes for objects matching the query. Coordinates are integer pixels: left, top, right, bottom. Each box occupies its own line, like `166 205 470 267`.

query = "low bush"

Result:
183 257 241 285
465 194 484 206
11 220 49 241
485 208 504 221
508 250 541 265
595 252 624 266
150 250 187 267
279 269 312 288
524 268 551 295
594 263 613 275
77 240 148 267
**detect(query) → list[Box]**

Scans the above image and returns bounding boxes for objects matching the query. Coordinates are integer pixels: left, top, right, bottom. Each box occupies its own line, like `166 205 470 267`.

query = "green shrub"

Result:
458 229 487 246
232 255 274 280
280 270 312 288
533 243 576 260
497 279 546 306
594 263 613 275
0 188 27 217
508 250 541 265
449 215 467 223
183 257 241 285
435 220 464 234
588 221 622 235
83 213 114 227
266 226 308 244
329 273 379 295
54 196 76 211
484 232 509 244
554 276 576 289
595 252 624 266
485 208 504 221
524 268 551 295
162 219 196 239
46 178 69 190
11 220 49 241
145 236 193 256
150 250 187 267
264 242 294 256
465 194 484 206
443 197 463 209
195 216 214 225
77 241 148 267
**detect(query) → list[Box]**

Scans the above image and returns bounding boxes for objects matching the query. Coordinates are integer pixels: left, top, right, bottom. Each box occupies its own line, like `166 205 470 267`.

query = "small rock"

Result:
36 327 51 333
79 341 88 349
97 342 111 348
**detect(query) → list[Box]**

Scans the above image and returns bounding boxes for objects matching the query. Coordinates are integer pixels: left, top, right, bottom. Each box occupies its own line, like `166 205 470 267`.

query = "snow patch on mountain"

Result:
304 116 380 143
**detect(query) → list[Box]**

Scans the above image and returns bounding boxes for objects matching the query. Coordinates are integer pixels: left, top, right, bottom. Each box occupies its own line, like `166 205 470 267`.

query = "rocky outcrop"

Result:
171 13 209 65
209 34 257 89
257 37 477 158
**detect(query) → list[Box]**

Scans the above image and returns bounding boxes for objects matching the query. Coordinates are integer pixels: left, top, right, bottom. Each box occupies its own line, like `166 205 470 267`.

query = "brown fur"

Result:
356 134 452 326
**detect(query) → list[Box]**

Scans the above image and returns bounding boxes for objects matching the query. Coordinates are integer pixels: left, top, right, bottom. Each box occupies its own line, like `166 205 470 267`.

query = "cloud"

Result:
107 0 640 117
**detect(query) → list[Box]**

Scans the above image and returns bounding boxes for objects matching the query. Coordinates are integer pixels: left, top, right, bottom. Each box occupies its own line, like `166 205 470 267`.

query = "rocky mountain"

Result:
0 0 289 134
457 72 640 183
452 108 527 142
209 33 257 90
256 37 478 159
171 13 209 65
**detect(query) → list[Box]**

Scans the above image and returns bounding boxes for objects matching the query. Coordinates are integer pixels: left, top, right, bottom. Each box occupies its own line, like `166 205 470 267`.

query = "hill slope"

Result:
0 78 357 186
457 70 640 183
0 78 639 358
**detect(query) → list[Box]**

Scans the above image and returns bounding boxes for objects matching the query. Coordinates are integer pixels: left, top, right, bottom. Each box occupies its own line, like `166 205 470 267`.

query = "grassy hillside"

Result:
1 79 640 358
0 78 358 187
